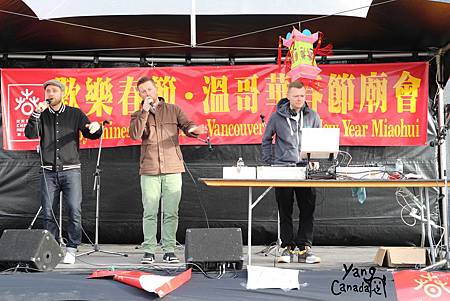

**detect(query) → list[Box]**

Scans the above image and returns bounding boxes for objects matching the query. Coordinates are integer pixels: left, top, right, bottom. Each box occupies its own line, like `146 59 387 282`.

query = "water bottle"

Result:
237 157 245 169
395 159 404 174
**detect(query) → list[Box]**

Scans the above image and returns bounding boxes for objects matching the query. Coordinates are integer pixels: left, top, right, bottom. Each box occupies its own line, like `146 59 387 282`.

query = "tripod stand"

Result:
29 192 65 247
78 122 127 258
28 112 67 247
256 210 281 261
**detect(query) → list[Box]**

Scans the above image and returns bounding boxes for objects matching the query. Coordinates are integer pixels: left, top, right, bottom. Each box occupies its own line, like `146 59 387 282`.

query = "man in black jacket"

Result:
261 81 321 264
25 79 102 264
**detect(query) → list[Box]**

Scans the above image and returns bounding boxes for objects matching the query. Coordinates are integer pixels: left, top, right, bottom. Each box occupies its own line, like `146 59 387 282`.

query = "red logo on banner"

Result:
4 84 43 145
394 270 450 300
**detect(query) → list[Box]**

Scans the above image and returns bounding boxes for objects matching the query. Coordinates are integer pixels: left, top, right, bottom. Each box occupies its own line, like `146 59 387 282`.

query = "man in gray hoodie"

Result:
261 81 321 264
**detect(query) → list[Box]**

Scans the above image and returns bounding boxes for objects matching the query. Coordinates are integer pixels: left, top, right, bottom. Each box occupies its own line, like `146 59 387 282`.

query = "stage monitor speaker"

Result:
0 229 63 271
185 228 244 271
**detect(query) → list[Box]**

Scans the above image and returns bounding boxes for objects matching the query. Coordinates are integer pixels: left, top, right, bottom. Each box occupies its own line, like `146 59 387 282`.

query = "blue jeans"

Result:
40 169 82 248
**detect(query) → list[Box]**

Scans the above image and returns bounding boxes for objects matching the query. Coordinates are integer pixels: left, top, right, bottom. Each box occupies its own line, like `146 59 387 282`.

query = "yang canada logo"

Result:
331 264 387 298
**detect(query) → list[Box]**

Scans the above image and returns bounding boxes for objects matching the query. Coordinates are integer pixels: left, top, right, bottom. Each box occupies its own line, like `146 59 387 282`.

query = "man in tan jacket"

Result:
130 76 206 264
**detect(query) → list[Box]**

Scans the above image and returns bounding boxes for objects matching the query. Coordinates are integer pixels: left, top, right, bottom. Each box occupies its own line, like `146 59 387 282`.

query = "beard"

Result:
49 97 63 107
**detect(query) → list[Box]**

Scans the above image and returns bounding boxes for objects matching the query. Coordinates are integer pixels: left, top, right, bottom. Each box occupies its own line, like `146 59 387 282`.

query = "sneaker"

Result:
298 246 321 264
163 252 180 263
277 247 294 263
141 252 155 264
63 247 76 264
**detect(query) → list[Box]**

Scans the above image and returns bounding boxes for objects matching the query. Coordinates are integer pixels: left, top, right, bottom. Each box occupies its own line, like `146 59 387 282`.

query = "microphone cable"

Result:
160 122 211 228
33 110 65 245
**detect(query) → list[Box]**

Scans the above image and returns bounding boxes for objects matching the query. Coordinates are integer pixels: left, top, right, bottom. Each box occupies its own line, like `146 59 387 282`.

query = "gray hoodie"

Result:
261 98 321 165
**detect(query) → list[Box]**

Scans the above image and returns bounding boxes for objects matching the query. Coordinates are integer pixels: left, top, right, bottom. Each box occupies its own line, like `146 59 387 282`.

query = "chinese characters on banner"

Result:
394 270 450 301
0 62 428 151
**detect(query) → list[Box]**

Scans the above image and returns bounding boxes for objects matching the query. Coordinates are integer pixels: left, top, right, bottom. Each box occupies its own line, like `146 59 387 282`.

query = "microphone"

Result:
141 97 154 106
429 139 443 147
207 136 213 152
45 99 52 104
102 120 111 126
260 114 265 126
430 126 450 147
141 97 157 114
196 136 214 151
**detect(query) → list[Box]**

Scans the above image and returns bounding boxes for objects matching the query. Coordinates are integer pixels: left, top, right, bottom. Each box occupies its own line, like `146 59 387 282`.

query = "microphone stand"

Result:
77 122 128 258
28 115 65 247
421 50 449 270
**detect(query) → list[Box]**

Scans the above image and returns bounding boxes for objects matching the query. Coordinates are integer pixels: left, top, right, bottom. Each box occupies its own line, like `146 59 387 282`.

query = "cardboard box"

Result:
374 247 429 267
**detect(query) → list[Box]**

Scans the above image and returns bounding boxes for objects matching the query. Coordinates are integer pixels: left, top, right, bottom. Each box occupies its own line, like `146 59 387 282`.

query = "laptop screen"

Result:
299 128 340 160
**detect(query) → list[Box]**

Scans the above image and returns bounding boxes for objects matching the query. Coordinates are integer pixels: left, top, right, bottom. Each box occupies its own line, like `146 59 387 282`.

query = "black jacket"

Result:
261 98 321 165
25 104 102 171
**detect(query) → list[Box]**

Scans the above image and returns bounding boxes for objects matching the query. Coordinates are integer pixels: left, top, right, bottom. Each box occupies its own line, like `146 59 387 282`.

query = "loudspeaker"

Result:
185 228 244 271
0 229 63 271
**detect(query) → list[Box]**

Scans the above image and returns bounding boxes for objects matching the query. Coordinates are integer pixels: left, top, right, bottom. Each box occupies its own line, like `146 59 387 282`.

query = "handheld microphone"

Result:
207 136 213 152
141 97 154 105
260 114 265 126
429 139 442 147
45 99 52 104
102 120 111 126
141 97 156 114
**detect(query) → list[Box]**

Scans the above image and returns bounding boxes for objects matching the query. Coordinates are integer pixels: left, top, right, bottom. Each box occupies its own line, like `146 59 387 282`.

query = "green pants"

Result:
141 173 182 253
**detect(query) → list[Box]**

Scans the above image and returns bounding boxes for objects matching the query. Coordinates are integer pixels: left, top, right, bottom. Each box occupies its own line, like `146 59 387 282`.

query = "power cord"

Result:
34 117 63 240
33 112 96 249
57 259 237 280
395 187 445 259
161 124 211 228
337 150 352 167
0 263 44 274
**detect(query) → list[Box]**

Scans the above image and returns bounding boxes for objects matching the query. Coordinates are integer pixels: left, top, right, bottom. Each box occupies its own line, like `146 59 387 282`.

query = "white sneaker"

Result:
63 247 76 264
298 246 321 264
277 247 294 263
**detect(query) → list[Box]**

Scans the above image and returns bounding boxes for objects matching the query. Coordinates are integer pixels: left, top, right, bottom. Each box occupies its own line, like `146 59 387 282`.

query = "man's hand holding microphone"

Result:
85 122 101 134
188 124 208 136
35 99 50 113
142 96 156 113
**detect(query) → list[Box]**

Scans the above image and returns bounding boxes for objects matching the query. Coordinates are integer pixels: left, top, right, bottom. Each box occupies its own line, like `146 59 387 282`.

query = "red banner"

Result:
394 270 450 301
1 62 428 150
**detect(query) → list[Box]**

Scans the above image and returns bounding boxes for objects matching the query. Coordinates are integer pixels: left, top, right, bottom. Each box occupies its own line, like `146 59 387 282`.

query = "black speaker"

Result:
185 228 244 271
0 229 63 271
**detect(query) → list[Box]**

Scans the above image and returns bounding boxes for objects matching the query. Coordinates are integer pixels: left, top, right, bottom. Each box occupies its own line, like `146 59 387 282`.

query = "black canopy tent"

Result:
0 0 449 247
0 0 448 59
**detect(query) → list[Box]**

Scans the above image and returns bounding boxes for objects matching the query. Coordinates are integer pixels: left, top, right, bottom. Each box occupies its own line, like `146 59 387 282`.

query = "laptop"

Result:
299 128 340 160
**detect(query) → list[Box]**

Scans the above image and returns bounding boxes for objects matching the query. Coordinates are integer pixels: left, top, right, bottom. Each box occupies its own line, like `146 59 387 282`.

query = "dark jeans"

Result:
275 187 316 249
40 169 82 248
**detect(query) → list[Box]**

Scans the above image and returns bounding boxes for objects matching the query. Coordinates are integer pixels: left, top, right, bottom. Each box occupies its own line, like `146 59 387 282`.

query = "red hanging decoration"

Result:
280 27 332 91
277 36 282 68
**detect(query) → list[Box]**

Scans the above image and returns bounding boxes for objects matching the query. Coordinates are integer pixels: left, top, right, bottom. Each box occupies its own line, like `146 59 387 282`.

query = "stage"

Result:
0 244 400 300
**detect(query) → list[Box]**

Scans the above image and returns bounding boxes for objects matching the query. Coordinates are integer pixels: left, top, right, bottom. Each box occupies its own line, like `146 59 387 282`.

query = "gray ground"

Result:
56 244 385 272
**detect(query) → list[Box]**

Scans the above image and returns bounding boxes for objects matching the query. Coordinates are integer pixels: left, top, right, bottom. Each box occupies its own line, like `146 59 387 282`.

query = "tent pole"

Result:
190 0 197 48
436 51 449 266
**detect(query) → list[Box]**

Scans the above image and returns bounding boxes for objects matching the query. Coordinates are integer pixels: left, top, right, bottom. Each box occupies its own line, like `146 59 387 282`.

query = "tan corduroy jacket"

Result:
129 98 196 175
